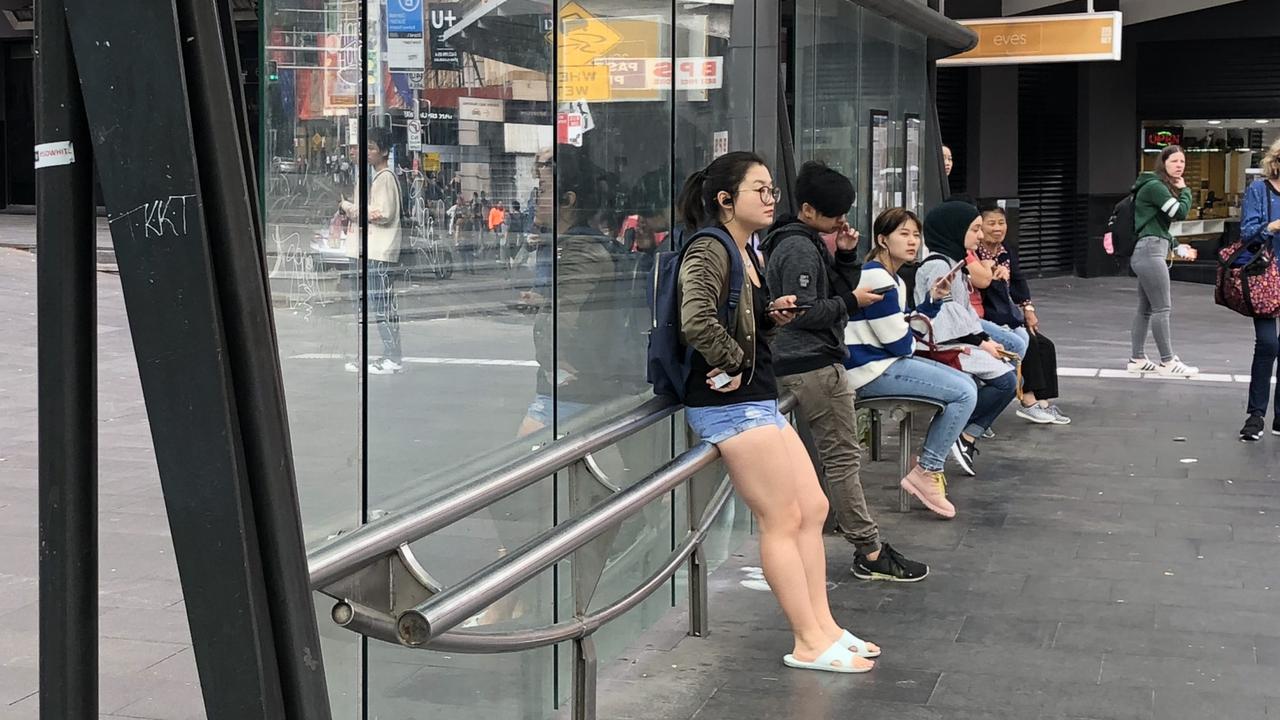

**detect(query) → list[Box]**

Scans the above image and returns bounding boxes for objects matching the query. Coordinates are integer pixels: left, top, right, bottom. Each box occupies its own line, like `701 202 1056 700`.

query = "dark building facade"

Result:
938 0 1280 279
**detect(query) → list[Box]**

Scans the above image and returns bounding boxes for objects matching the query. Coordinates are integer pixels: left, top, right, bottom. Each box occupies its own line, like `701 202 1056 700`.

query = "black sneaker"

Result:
1274 416 1280 437
852 543 929 582
951 437 978 476
1241 414 1265 442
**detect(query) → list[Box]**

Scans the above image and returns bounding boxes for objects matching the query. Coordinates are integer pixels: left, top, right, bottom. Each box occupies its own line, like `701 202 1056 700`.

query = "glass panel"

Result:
858 8 896 245
792 0 861 230
262 0 364 711
550 0 678 692
673 0 756 575
359 0 558 714
899 29 928 217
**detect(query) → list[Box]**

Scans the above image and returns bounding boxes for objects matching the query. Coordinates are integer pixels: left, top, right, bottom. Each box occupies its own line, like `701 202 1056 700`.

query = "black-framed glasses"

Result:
735 185 781 205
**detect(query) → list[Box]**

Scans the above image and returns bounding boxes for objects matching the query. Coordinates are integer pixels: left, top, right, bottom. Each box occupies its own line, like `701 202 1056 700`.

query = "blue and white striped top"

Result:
844 260 943 390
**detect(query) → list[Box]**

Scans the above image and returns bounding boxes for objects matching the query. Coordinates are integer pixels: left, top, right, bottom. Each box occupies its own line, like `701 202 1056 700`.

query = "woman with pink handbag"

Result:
1238 138 1280 442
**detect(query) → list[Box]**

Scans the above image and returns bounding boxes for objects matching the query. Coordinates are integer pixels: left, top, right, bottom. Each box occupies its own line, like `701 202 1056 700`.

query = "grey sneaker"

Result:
981 427 996 439
1045 405 1071 425
1016 403 1056 424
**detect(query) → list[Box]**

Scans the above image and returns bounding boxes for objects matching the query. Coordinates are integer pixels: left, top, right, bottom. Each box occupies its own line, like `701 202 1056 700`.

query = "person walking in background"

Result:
677 152 878 674
763 162 931 583
339 128 404 375
850 208 975 519
1239 138 1280 441
488 201 507 266
1128 145 1198 378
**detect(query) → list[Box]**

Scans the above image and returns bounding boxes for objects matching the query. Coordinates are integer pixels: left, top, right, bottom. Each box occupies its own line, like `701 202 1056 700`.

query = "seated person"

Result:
975 206 1070 426
913 201 1019 477
847 208 977 519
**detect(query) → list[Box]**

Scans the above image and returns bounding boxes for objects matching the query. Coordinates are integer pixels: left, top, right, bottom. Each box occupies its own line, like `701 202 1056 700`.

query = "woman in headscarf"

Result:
913 201 1019 477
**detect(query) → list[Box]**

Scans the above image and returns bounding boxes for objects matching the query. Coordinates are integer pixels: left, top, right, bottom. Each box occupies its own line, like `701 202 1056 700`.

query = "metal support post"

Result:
898 413 914 513
572 635 598 720
35 1 97 717
688 544 710 637
56 1 330 717
869 410 883 462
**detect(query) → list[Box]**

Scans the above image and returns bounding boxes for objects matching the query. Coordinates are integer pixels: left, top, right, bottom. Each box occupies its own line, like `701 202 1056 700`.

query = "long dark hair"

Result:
676 151 767 229
1154 145 1186 198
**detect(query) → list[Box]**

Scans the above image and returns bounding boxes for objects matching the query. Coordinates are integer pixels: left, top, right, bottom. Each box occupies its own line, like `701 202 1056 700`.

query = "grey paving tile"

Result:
954 615 1059 650
1255 636 1280 667
927 672 1153 720
1100 652 1278 697
1152 688 1266 720
1155 605 1280 639
1022 574 1114 603
1053 621 1257 664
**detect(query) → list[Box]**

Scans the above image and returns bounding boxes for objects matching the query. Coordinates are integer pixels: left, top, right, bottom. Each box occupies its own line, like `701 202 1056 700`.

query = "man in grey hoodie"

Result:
763 162 929 582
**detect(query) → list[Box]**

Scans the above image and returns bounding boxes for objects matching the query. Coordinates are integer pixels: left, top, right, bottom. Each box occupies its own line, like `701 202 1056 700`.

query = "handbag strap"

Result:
908 313 939 350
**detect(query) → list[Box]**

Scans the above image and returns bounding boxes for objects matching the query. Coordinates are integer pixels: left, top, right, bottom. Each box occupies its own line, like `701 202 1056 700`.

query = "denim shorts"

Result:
525 394 593 426
685 400 788 445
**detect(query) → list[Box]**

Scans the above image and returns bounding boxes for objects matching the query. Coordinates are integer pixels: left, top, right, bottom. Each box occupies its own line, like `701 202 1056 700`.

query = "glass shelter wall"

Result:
794 0 929 250
262 0 763 716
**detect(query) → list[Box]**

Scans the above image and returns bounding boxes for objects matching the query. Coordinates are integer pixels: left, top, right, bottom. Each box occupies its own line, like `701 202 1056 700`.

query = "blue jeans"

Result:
982 319 1029 359
857 357 978 472
1248 317 1280 417
966 370 1019 438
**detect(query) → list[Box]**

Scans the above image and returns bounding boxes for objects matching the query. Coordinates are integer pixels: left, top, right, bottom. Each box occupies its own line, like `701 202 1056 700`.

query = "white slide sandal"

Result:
840 629 881 659
782 640 874 674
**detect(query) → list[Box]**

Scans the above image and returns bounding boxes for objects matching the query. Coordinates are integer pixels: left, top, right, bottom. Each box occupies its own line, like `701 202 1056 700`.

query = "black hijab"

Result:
923 200 980 262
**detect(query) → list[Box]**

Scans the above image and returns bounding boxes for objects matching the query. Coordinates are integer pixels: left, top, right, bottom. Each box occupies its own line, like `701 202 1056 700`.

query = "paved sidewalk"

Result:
3 242 1280 719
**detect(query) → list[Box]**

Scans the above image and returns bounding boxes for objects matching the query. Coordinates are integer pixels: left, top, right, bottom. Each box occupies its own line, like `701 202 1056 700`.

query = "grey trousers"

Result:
779 363 879 556
1130 236 1175 363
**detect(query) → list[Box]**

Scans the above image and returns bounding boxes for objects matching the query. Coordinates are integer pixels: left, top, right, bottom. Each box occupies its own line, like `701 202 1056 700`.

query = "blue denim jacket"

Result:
1241 178 1280 253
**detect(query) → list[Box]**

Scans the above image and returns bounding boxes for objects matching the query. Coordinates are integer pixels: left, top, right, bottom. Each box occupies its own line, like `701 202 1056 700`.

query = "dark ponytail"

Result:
676 151 767 230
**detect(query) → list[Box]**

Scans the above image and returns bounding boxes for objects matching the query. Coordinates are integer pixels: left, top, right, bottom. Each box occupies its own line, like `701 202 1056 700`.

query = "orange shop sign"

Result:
939 11 1122 67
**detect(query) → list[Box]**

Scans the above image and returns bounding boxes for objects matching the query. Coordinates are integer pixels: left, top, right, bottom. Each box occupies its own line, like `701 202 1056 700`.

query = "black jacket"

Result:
761 217 861 376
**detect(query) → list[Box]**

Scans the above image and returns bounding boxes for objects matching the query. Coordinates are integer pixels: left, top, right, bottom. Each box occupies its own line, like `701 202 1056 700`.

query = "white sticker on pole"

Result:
35 141 76 169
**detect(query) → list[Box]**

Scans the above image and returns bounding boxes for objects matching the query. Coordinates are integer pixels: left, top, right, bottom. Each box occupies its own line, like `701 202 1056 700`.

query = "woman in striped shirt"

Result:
846 208 978 519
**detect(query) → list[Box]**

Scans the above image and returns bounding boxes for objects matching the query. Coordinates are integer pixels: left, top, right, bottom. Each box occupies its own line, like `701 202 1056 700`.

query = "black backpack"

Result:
1105 192 1138 257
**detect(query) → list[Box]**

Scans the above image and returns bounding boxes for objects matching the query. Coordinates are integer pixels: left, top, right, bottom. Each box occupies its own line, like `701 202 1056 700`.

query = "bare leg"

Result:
718 425 871 668
779 425 879 660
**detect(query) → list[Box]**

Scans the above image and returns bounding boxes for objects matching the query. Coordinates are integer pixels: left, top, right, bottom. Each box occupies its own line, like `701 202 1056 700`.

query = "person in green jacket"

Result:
1127 144 1199 378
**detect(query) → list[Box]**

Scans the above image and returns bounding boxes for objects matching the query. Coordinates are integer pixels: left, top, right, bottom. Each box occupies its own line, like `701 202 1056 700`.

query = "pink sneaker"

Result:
900 465 956 519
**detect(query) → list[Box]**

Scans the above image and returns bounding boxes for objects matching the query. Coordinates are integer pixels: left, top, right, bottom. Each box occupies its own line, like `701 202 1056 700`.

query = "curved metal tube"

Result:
397 443 722 646
582 453 621 493
328 476 735 653
397 544 444 594
308 395 676 589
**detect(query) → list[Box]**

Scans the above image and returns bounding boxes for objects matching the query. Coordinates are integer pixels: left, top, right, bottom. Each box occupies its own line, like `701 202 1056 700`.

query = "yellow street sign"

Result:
423 152 441 172
558 1 622 67
558 65 611 102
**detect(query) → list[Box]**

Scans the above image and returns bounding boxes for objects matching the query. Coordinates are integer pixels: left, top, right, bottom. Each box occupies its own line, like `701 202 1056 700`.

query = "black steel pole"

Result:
35 1 98 718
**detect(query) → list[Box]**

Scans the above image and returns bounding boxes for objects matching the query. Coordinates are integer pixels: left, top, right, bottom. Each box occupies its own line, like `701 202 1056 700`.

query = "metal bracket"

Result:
320 546 439 631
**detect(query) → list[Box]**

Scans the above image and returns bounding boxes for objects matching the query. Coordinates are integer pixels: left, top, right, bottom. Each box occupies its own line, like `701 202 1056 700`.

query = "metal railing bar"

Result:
308 395 677 589
395 443 722 646
322 476 733 654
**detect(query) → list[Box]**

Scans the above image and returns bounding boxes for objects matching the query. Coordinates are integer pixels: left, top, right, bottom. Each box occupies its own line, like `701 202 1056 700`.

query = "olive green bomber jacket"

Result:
677 236 773 377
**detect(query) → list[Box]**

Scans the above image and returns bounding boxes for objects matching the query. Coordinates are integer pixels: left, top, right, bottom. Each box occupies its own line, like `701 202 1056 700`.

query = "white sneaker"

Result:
1127 357 1157 374
1016 404 1056 424
1156 357 1198 378
368 358 404 375
344 361 360 373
